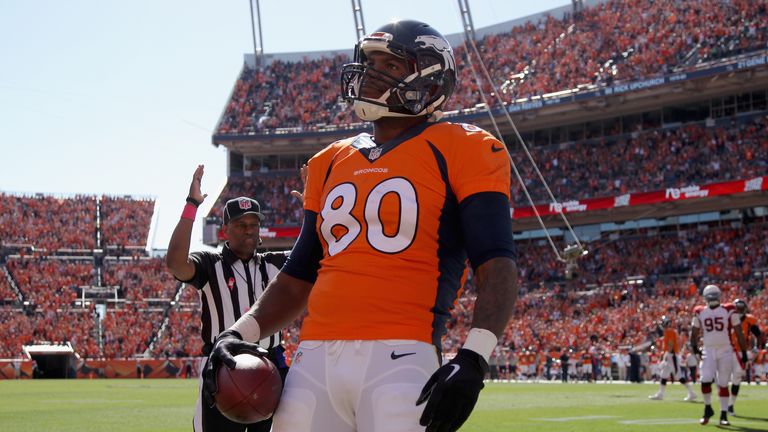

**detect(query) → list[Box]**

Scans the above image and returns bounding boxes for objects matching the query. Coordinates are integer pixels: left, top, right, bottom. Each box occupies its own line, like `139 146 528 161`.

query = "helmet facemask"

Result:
702 284 721 308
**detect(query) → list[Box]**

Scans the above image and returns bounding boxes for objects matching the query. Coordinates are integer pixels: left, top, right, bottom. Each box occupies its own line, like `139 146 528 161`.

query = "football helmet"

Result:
340 19 456 121
660 315 671 328
733 298 748 314
702 284 721 307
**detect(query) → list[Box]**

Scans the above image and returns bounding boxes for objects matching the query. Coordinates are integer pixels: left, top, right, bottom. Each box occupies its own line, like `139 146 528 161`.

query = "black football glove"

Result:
741 350 749 365
691 344 701 357
416 348 488 432
201 329 268 408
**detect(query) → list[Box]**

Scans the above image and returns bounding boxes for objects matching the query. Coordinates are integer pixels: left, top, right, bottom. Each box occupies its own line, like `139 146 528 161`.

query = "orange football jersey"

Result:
300 121 511 344
663 328 680 353
731 313 758 348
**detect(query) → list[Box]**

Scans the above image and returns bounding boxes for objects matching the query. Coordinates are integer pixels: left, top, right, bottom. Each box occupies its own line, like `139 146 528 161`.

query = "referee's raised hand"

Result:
188 164 208 206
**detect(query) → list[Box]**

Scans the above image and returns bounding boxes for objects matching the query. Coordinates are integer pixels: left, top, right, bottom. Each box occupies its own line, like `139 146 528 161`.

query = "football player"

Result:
203 19 518 432
690 285 748 426
648 315 697 401
727 298 764 415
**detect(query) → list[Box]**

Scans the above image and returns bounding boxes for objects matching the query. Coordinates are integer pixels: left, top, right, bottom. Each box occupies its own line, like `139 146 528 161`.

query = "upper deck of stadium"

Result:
211 0 768 154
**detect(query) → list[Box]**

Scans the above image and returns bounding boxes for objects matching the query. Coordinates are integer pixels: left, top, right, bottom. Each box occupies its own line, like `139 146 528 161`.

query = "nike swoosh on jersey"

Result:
491 144 504 152
390 351 416 360
446 364 461 381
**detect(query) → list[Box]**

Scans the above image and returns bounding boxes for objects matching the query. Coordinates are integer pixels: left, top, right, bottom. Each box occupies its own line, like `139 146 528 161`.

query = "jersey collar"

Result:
351 121 436 163
222 242 259 266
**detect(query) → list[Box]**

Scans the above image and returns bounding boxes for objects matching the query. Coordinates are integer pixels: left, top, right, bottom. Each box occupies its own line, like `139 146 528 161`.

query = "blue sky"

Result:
0 0 568 251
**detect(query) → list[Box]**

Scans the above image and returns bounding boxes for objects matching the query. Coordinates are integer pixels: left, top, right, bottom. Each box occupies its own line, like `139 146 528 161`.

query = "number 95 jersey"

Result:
300 121 511 345
692 304 739 349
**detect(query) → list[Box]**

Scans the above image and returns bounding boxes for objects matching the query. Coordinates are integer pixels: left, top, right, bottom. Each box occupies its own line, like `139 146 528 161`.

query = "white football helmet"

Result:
702 284 721 307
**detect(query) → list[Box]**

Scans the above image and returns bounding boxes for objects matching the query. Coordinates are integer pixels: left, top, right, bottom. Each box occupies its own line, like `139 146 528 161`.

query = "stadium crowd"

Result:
0 193 155 252
101 304 164 359
0 214 764 380
100 196 154 248
206 172 304 226
215 0 768 134
0 194 96 251
208 116 768 225
0 269 18 302
102 258 180 301
150 284 205 358
517 221 768 288
0 307 101 359
514 117 768 204
6 258 94 309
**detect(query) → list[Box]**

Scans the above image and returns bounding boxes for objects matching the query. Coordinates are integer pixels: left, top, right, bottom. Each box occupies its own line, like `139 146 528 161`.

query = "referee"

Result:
166 164 289 432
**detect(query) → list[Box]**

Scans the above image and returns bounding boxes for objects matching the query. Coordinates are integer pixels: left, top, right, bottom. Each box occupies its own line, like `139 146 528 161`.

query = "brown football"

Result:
215 353 283 423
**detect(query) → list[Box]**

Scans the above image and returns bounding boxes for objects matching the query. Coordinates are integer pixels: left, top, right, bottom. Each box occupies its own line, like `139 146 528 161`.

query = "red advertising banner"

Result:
220 177 767 238
510 176 767 219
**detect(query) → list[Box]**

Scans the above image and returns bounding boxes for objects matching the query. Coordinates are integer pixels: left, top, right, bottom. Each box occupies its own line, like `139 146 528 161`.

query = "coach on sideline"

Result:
166 164 290 432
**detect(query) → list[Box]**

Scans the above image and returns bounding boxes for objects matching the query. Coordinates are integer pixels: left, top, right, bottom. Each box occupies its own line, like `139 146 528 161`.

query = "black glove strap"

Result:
186 196 201 208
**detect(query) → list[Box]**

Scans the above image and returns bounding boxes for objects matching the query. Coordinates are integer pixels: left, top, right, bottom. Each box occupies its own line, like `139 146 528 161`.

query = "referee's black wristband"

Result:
186 196 201 208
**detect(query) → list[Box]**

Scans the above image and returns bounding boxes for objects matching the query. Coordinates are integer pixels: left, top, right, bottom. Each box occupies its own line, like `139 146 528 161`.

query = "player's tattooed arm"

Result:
471 256 518 337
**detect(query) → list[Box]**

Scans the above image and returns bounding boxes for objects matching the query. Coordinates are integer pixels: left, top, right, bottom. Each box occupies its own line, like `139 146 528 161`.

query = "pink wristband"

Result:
181 203 197 221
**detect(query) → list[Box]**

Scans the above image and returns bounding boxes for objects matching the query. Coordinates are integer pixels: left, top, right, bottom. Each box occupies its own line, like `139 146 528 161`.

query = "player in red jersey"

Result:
203 20 518 432
690 285 748 426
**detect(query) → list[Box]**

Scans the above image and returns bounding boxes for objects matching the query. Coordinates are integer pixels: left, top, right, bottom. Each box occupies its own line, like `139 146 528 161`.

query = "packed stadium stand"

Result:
1 0 767 382
213 0 768 135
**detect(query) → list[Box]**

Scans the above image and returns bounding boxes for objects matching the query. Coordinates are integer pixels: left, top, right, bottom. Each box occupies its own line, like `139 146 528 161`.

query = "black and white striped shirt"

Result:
181 244 287 350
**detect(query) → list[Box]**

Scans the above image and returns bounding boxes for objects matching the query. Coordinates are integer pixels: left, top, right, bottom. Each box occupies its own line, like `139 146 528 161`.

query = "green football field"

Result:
1 379 767 431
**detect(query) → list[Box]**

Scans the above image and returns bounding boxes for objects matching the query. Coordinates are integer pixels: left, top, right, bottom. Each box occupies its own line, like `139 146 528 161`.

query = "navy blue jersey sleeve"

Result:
460 192 516 270
281 210 323 283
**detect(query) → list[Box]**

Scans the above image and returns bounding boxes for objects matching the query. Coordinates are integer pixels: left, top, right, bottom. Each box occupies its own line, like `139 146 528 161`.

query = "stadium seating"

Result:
6 258 94 309
100 196 155 248
0 268 18 303
102 258 180 301
208 116 768 223
0 198 765 366
214 0 768 135
0 194 96 251
0 193 155 252
101 304 164 358
512 117 768 204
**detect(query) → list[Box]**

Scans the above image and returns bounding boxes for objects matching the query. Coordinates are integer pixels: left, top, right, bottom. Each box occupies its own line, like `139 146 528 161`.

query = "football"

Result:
215 353 283 423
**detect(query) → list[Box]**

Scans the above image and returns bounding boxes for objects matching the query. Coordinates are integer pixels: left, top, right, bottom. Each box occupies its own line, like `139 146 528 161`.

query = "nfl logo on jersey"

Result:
369 147 382 161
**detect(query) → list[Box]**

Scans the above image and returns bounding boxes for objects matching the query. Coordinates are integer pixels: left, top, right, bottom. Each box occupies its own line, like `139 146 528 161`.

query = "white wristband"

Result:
230 313 261 343
462 328 498 363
